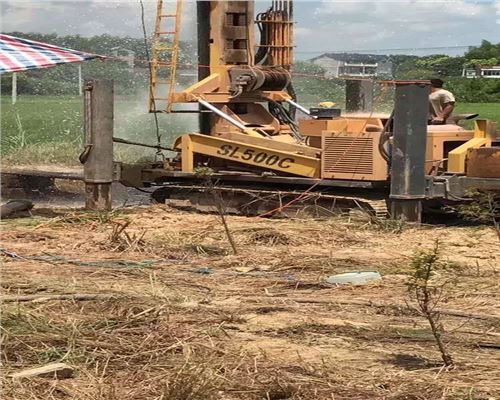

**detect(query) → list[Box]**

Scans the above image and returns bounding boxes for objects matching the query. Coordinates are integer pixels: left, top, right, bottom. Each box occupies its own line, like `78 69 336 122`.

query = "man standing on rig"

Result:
429 78 456 125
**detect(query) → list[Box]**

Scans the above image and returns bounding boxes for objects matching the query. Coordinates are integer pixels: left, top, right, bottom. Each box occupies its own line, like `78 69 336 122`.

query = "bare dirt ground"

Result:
1 205 499 399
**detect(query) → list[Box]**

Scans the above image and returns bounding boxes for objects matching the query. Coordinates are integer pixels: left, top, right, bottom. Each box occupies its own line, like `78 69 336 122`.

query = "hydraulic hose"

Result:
378 110 394 163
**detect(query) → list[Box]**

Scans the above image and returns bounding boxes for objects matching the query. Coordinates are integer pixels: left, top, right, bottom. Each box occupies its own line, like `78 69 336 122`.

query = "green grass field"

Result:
455 103 500 124
1 95 499 166
1 95 197 165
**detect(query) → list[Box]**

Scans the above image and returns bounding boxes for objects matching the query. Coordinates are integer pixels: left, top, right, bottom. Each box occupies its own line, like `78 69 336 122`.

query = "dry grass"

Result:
1 205 499 399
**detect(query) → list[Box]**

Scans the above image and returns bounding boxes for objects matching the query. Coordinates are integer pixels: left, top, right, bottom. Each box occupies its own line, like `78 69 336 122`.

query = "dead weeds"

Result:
1 206 499 399
237 227 291 246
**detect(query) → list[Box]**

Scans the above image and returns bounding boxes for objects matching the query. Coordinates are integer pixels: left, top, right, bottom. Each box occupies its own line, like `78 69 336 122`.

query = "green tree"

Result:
394 54 464 78
465 40 500 62
292 61 327 76
290 61 345 106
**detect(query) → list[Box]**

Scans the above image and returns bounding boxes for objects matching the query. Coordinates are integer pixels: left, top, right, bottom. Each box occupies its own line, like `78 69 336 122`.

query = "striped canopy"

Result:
0 34 100 74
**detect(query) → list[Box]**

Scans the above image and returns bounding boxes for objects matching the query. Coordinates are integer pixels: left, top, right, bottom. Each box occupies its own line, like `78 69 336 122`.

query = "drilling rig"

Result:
118 0 500 221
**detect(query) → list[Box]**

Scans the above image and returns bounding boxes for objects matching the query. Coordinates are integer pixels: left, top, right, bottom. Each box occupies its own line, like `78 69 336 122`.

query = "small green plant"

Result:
406 240 454 367
11 112 28 149
193 166 215 177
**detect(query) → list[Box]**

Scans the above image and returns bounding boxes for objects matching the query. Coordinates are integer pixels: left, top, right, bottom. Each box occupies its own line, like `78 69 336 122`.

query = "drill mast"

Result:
150 0 297 142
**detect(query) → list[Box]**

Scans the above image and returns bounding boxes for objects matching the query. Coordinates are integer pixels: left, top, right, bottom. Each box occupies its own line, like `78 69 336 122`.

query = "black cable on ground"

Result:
113 136 173 152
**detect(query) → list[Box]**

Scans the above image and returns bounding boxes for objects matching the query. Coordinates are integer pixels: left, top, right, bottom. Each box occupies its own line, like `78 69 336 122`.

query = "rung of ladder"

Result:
150 0 183 113
154 49 176 54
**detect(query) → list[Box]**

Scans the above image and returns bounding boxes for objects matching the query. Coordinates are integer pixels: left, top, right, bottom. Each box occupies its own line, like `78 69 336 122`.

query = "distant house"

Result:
311 53 393 78
462 65 500 79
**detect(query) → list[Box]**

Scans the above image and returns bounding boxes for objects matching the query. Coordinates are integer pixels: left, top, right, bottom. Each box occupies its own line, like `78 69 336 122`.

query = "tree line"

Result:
295 40 500 103
392 41 500 103
1 33 499 103
0 32 196 96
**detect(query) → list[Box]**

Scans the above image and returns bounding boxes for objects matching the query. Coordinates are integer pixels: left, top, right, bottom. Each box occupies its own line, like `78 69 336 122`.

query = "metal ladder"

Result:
150 0 183 113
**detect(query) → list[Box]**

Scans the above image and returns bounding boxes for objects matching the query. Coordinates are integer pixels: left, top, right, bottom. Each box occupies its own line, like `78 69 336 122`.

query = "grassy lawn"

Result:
1 95 197 165
455 102 500 123
1 96 86 165
1 95 498 166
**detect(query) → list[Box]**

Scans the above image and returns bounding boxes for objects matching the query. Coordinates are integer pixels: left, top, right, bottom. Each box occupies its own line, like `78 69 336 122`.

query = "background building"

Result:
462 65 500 78
310 53 393 78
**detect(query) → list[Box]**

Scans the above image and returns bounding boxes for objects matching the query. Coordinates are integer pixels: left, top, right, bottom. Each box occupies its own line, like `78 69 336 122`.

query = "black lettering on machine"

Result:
217 144 295 169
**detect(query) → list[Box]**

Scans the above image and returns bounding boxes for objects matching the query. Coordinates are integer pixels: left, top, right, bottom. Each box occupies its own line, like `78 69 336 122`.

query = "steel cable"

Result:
139 0 163 159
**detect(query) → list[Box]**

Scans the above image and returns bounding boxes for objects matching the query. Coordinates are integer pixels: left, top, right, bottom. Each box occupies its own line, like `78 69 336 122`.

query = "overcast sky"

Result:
1 0 499 58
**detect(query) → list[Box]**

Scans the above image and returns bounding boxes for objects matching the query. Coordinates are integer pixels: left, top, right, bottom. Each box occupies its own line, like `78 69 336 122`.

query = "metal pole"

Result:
345 79 374 113
198 99 247 131
83 79 114 211
285 99 310 115
78 64 83 96
389 83 430 222
12 73 17 105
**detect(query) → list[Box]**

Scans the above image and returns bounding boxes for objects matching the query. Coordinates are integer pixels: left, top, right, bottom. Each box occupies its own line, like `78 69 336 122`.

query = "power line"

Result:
295 45 475 54
139 0 163 157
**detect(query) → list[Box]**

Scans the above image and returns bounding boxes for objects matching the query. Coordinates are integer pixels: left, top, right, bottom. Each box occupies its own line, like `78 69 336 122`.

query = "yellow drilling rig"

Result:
118 0 500 221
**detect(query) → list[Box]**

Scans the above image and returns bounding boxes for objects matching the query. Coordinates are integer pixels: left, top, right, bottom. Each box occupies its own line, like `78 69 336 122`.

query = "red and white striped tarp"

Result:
0 34 101 74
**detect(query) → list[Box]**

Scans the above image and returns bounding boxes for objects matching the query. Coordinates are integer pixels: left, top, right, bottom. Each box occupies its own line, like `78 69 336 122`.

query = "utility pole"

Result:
83 80 114 211
390 82 430 222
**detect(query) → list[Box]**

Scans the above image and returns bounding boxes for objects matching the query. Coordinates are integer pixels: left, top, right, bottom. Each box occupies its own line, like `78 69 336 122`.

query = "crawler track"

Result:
151 184 389 218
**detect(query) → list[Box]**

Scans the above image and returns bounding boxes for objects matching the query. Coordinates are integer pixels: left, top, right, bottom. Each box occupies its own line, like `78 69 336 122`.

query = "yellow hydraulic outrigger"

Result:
448 119 496 173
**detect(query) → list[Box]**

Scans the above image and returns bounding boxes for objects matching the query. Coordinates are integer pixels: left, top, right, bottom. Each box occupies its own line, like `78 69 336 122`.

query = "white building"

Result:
311 53 393 78
462 66 500 79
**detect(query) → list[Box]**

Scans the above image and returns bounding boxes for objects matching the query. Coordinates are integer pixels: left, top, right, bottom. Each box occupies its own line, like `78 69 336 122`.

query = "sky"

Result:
1 0 499 59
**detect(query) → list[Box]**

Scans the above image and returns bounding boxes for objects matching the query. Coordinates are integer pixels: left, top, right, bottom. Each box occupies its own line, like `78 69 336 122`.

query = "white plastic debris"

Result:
9 363 74 379
326 271 382 285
